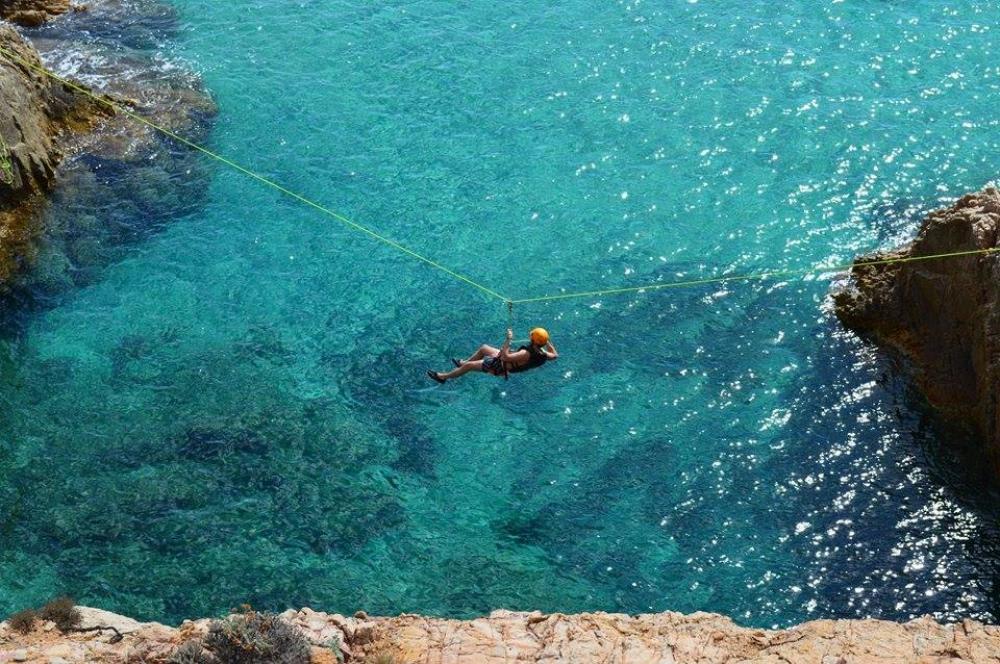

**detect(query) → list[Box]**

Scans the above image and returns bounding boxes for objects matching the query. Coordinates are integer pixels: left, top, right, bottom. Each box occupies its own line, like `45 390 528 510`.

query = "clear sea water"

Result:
2 0 1000 628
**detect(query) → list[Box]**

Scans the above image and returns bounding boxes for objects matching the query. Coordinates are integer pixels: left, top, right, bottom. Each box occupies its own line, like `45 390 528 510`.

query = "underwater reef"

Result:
835 188 1000 480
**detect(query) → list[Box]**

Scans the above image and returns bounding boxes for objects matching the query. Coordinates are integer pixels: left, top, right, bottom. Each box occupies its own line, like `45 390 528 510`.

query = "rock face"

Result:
0 0 73 28
0 23 107 287
3 606 1000 663
834 188 1000 477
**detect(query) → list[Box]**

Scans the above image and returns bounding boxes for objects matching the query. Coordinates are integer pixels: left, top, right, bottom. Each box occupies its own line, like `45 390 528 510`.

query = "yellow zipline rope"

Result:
3 45 998 311
510 247 1000 304
0 45 508 303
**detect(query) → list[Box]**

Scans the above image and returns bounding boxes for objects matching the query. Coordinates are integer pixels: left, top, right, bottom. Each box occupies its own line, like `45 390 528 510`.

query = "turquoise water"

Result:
2 0 1000 627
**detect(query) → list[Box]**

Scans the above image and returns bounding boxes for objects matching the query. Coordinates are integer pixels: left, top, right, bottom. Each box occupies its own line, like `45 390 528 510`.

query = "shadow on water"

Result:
757 308 1000 624
893 356 1000 604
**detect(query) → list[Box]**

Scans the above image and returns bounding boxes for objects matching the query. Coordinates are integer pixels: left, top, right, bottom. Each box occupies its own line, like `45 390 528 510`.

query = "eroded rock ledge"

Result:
3 606 1000 663
834 187 1000 478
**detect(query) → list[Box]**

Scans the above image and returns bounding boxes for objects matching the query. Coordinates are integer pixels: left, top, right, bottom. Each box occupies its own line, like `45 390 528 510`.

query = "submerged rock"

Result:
834 187 1000 477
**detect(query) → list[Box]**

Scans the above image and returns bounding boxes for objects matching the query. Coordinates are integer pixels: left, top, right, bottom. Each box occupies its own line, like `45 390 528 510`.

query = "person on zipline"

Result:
427 327 558 383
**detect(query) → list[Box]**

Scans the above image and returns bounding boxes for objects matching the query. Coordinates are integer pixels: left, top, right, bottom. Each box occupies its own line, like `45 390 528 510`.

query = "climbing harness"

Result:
3 45 999 321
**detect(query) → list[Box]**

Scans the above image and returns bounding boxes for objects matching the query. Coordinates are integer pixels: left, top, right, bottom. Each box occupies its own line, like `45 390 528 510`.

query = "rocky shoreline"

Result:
834 187 1000 480
3 605 1000 663
0 0 215 297
0 22 108 287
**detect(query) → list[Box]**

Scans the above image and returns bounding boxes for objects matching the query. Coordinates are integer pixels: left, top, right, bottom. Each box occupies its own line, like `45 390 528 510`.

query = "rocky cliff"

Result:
4 606 1000 663
833 187 1000 478
0 22 108 287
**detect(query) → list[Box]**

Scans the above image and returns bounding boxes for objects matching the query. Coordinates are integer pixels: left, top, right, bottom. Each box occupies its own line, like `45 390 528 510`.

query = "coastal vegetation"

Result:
4 596 81 634
166 607 311 664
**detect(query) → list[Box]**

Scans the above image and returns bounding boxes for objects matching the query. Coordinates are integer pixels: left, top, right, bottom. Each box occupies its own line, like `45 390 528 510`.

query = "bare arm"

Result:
499 328 514 360
543 341 558 360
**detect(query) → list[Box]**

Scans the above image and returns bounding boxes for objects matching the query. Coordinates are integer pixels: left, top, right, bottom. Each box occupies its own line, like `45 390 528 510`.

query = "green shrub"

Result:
6 608 38 634
38 596 81 632
168 640 216 664
202 609 310 664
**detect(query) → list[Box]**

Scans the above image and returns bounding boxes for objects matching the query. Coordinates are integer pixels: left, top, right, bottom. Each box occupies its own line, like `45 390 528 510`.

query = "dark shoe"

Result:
451 358 464 368
427 370 446 384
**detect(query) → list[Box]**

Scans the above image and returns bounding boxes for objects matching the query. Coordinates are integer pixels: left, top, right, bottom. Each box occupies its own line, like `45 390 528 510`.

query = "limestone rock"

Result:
76 606 155 634
42 644 71 658
4 606 1000 664
834 187 1000 478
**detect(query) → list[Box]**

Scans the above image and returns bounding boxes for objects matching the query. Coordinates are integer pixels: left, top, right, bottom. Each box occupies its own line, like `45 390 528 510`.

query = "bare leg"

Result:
435 360 484 381
464 344 499 363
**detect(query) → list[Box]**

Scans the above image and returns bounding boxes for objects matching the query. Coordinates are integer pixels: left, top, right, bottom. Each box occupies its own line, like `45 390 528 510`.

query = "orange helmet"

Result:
529 327 550 346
